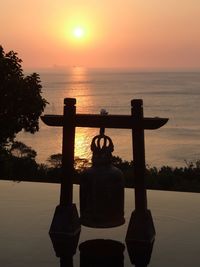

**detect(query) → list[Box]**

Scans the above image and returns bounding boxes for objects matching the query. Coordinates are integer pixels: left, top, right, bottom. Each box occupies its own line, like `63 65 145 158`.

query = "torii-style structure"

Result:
41 98 168 247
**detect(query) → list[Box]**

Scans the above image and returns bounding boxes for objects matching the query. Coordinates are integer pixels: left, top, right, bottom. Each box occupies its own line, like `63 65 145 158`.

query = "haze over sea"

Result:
18 68 200 167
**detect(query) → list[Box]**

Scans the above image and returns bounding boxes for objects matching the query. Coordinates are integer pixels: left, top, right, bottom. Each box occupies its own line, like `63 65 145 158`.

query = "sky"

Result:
1 0 200 69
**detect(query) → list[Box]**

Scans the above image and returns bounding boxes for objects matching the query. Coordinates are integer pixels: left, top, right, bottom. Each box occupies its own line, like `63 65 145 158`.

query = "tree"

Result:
10 141 37 159
47 153 62 168
0 45 48 148
9 141 38 180
47 153 90 171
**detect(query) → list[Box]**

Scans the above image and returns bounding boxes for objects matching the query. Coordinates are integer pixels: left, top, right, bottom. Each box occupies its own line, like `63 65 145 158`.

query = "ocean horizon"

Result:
18 68 200 167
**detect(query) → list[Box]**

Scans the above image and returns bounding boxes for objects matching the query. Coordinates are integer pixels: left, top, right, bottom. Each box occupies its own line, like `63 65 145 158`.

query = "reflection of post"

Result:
126 238 154 267
60 257 73 267
131 99 147 212
60 98 76 205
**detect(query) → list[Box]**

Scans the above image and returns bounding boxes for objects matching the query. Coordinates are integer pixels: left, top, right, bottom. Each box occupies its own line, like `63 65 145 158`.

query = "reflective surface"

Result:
0 180 200 266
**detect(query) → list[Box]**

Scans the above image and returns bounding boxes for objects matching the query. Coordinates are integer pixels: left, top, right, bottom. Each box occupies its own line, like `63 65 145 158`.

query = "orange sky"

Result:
1 0 200 69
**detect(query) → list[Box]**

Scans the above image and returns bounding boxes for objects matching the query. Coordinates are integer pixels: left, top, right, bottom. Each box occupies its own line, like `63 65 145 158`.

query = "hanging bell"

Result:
80 132 125 228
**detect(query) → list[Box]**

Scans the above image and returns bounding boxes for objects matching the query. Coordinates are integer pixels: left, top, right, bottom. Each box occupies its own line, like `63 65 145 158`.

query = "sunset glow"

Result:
1 0 200 69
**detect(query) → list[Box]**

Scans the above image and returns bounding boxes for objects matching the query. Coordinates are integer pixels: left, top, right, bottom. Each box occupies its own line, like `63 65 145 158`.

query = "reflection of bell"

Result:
80 133 125 228
79 239 125 267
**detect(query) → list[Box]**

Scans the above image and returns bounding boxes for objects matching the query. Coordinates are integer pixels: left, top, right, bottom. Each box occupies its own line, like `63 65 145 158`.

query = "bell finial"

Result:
91 134 114 166
91 134 114 153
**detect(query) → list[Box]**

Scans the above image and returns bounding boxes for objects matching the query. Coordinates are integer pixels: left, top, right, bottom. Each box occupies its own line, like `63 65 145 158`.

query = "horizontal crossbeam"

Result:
41 114 168 130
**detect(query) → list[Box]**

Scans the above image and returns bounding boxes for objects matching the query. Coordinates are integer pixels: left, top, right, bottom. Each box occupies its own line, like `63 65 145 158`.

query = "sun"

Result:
73 27 85 39
62 19 95 46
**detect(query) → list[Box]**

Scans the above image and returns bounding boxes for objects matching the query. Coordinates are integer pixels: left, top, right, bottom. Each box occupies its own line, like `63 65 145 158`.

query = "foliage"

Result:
111 155 134 170
74 156 91 172
47 153 90 172
146 163 200 192
10 141 37 159
47 153 62 168
0 142 37 179
1 147 200 193
0 45 48 148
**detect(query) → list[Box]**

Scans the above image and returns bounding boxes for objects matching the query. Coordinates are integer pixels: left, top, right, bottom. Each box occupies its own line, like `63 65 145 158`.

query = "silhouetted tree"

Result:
47 153 90 171
47 153 62 168
10 141 37 159
0 45 47 148
74 156 90 172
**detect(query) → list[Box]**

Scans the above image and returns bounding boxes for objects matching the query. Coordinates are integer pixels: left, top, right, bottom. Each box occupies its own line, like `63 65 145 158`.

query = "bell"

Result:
80 132 125 228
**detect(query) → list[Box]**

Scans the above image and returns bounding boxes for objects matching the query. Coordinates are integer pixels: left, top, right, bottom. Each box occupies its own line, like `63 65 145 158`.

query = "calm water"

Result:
0 181 200 266
18 69 200 167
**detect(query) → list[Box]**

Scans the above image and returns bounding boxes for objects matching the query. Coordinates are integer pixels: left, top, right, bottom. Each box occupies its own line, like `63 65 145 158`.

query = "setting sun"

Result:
61 20 92 47
58 12 103 49
73 27 85 38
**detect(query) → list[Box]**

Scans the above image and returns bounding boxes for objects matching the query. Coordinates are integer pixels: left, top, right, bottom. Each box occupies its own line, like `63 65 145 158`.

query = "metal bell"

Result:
80 133 125 228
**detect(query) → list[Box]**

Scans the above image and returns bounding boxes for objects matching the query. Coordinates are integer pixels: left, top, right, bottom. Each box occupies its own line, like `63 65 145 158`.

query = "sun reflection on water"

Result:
64 67 97 161
62 67 93 113
75 128 94 162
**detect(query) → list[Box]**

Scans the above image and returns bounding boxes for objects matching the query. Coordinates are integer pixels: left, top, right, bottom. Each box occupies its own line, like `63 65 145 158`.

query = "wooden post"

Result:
49 98 81 240
60 98 76 206
125 99 155 247
131 99 147 212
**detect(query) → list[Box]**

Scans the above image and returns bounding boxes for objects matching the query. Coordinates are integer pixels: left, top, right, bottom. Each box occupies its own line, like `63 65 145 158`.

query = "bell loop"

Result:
91 134 114 153
91 134 114 165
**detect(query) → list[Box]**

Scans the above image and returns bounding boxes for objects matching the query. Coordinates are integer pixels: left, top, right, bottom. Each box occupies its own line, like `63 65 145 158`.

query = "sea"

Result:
17 68 200 168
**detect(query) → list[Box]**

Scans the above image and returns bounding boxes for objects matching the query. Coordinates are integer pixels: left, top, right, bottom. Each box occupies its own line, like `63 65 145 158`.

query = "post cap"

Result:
131 99 143 106
64 98 76 106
